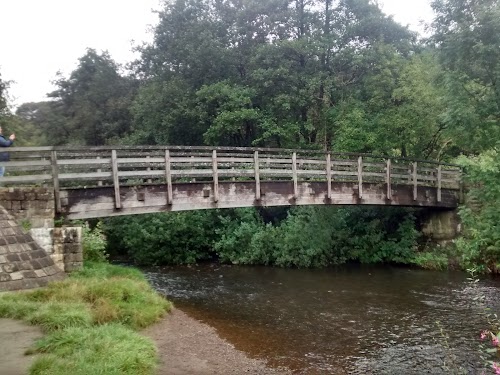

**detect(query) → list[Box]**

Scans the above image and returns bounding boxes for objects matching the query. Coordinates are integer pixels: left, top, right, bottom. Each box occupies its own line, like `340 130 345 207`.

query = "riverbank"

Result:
0 262 170 374
143 308 290 374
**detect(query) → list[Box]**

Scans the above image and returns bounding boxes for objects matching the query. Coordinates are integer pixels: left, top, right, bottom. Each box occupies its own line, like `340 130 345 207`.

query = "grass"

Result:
0 262 172 375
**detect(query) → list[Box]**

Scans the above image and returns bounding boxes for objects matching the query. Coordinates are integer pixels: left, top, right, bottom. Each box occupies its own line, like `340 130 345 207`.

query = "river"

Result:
145 264 500 374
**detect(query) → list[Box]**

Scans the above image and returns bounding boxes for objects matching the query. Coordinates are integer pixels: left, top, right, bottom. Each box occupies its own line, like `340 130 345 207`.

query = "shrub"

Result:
456 148 500 272
82 221 108 263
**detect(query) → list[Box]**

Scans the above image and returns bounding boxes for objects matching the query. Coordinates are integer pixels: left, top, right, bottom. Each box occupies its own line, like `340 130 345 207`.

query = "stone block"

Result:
34 269 47 277
2 227 15 236
2 263 17 273
0 273 12 282
31 250 47 260
24 191 36 200
0 201 11 210
0 255 5 264
65 252 83 262
18 262 33 271
11 201 21 210
22 271 37 279
20 201 32 210
64 262 83 272
10 272 23 281
6 190 25 201
0 245 7 254
31 260 42 270
19 252 31 261
64 244 82 254
6 254 20 262
35 191 53 200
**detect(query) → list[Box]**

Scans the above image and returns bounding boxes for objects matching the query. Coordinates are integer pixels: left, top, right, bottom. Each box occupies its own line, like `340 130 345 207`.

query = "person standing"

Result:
0 126 15 177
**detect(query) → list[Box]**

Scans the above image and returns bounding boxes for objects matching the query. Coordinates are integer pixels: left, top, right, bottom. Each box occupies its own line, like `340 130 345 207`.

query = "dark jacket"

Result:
0 135 13 162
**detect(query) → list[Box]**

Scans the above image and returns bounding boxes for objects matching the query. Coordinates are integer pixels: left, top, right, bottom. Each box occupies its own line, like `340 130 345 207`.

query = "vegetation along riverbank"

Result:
0 261 171 375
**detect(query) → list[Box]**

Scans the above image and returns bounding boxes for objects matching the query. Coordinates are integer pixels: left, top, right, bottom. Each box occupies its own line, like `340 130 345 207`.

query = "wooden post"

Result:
212 150 219 203
254 151 261 200
50 151 61 213
292 152 298 199
386 158 392 201
97 156 103 186
326 153 332 200
437 165 442 203
412 162 418 201
165 150 173 205
146 155 152 184
111 149 121 209
358 156 363 199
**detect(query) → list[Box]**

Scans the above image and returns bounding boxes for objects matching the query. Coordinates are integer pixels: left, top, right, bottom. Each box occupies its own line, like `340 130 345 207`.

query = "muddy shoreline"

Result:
143 308 291 374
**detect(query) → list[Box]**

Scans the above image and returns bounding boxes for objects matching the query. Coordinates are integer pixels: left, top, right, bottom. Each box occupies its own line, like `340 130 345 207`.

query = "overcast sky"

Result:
0 0 434 107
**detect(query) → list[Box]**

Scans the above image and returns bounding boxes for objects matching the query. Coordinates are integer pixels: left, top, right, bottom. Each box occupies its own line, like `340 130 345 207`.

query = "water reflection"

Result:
145 264 500 374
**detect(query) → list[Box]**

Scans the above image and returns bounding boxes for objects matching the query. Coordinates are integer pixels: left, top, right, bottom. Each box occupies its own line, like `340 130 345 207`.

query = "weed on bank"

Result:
0 262 172 375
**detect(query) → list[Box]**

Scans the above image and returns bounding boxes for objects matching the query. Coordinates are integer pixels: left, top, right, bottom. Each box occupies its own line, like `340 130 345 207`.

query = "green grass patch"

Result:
29 324 157 375
0 262 172 375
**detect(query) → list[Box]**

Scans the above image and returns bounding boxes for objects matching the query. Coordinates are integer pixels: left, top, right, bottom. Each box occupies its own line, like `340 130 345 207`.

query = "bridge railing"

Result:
0 146 462 207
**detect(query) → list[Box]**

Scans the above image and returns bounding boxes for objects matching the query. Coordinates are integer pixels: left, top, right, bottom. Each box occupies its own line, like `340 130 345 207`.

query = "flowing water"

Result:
145 264 500 374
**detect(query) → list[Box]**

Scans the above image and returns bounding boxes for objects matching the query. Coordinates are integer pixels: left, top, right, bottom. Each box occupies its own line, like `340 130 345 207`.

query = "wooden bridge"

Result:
0 146 462 220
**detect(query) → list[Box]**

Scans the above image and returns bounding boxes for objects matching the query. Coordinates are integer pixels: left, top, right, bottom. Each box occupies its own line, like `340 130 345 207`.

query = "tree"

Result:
431 0 500 154
48 49 137 145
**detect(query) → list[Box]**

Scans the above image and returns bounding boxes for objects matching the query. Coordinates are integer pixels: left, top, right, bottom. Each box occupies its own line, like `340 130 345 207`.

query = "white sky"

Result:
0 0 434 107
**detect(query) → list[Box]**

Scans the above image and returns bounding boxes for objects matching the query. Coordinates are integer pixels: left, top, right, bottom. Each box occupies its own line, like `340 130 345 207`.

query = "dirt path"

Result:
143 308 291 375
0 319 42 375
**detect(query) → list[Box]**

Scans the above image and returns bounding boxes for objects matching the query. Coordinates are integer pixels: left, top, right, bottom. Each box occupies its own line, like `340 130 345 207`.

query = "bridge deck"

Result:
0 146 462 219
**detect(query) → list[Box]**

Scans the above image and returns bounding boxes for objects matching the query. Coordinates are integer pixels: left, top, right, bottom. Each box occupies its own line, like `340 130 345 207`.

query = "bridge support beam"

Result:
0 187 83 274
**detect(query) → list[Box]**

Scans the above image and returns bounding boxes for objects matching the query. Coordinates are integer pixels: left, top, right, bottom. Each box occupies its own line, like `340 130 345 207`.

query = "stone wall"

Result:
421 209 461 245
0 206 65 291
0 187 83 274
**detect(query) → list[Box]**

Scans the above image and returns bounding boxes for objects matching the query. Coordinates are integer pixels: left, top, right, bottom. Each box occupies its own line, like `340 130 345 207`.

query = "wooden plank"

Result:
57 158 111 165
218 170 255 177
51 151 61 213
326 153 332 199
437 165 442 202
0 174 52 183
386 159 392 200
212 150 219 203
413 162 418 201
0 160 51 167
118 170 165 178
165 150 173 205
170 157 212 163
330 170 358 177
292 152 298 198
116 157 165 164
111 150 121 209
58 172 113 180
254 151 261 200
217 157 254 163
358 156 363 199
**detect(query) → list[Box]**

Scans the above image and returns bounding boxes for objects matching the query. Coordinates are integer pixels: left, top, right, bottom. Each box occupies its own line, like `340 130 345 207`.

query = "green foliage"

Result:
82 221 108 263
411 251 449 271
104 211 220 265
214 206 420 268
456 148 500 272
29 324 157 375
431 0 500 154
